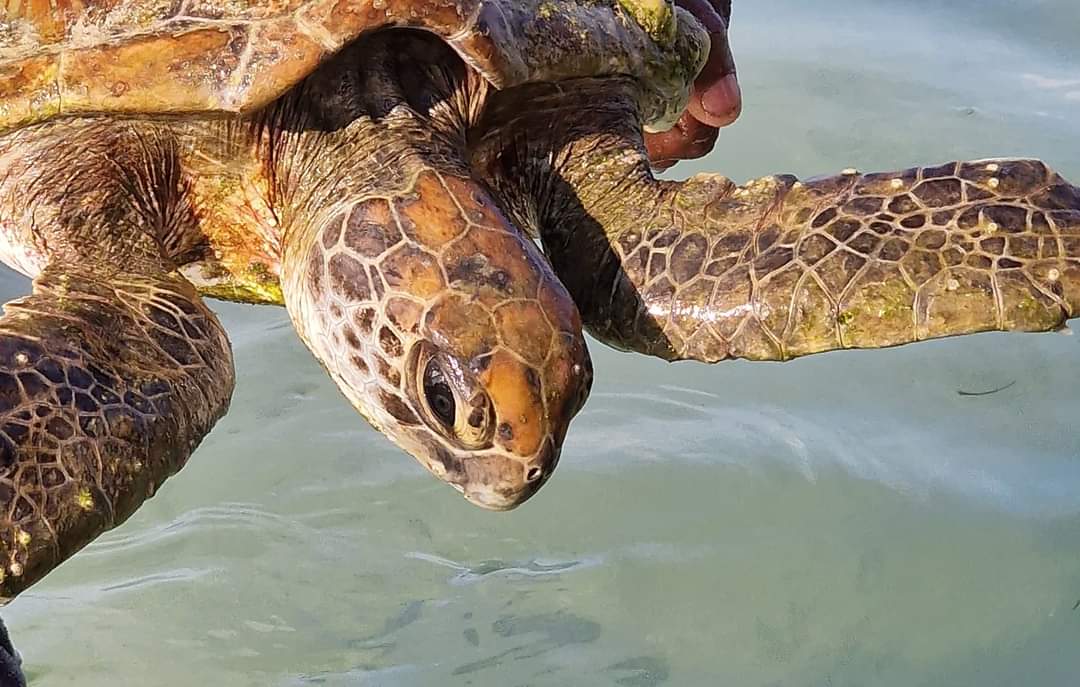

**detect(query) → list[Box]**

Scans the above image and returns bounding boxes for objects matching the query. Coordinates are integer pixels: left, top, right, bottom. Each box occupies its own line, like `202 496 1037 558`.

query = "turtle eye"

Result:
414 350 494 450
423 359 456 428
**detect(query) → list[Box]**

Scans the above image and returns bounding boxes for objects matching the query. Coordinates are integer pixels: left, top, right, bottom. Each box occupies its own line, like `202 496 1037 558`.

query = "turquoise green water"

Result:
6 0 1080 684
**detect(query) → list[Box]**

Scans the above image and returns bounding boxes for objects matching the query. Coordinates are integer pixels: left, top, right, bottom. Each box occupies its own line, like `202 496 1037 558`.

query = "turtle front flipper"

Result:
476 78 1080 362
0 265 233 600
0 264 232 683
0 119 233 681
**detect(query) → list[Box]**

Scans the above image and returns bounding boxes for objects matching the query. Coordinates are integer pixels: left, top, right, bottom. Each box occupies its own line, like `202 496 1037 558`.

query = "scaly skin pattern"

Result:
0 0 706 134
0 269 233 601
475 78 1080 362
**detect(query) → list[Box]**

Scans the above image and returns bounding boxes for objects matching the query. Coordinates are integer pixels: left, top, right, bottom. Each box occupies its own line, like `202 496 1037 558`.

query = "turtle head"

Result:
399 264 593 509
276 31 592 507
283 177 591 509
274 30 594 509
374 172 593 510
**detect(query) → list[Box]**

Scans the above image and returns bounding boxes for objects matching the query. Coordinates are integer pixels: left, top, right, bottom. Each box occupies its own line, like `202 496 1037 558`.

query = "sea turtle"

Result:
0 0 1079 682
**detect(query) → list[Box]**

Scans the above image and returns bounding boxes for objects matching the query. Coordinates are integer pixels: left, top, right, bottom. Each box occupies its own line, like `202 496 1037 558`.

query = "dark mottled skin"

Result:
0 615 19 686
474 78 1080 361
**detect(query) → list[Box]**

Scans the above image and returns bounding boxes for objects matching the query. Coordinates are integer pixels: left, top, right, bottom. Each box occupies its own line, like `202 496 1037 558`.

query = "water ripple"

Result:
100 567 213 594
88 502 315 556
405 552 599 586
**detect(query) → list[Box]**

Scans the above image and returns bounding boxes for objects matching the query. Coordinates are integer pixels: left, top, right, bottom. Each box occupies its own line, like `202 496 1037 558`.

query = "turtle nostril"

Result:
526 466 543 483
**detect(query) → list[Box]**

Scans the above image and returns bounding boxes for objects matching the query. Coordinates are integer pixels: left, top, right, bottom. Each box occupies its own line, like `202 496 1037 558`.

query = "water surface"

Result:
7 0 1080 684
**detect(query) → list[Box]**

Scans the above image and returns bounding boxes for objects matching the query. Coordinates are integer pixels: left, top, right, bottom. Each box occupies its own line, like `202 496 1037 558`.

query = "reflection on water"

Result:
6 0 1080 684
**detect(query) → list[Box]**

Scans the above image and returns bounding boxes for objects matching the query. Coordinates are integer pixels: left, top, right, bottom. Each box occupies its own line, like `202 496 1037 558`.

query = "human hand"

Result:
644 0 741 169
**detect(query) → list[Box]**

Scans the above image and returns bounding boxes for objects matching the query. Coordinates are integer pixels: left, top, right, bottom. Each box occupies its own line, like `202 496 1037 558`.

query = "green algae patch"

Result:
618 0 677 46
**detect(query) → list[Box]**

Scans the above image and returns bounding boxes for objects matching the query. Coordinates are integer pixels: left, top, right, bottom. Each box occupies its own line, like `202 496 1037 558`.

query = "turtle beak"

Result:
449 440 560 511
439 475 534 511
445 479 531 511
462 485 537 511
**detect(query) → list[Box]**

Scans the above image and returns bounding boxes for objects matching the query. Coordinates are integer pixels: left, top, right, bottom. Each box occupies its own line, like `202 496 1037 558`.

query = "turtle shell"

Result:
0 0 708 134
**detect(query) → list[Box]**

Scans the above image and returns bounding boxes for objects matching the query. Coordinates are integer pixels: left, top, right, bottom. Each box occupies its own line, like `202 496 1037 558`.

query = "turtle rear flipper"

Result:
478 78 1080 362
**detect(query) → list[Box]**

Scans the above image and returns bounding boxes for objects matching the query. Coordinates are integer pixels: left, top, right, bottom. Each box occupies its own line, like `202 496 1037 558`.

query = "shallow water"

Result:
6 0 1080 684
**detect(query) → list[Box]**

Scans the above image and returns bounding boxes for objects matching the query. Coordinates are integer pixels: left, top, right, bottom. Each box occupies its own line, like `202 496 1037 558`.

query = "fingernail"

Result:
700 73 742 122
